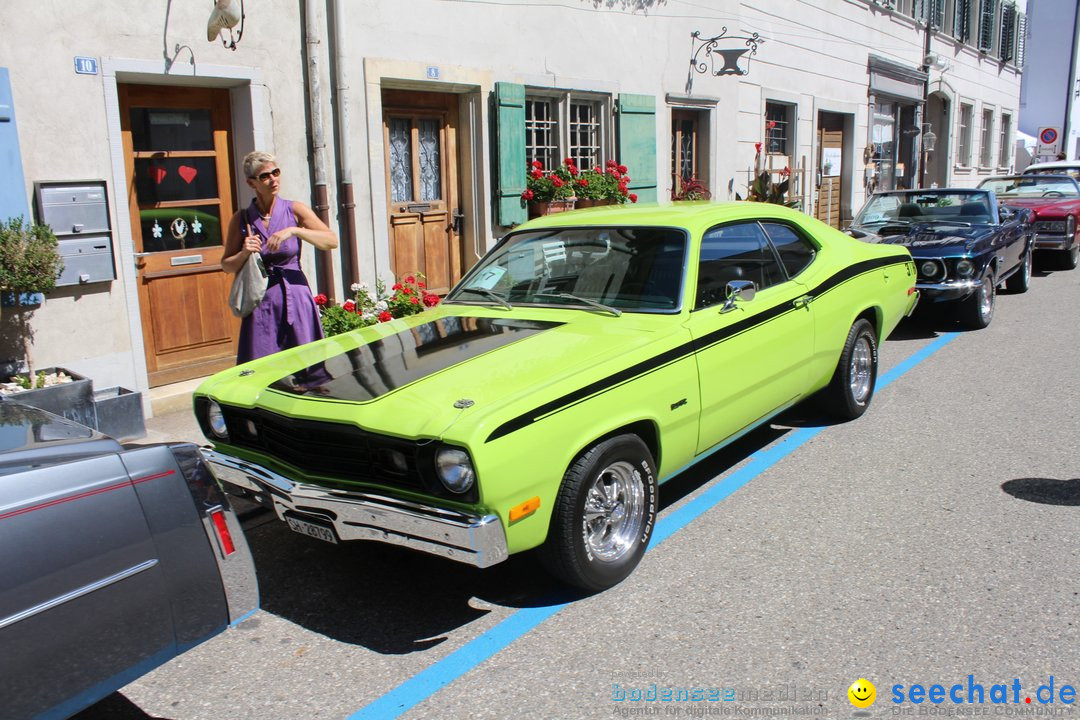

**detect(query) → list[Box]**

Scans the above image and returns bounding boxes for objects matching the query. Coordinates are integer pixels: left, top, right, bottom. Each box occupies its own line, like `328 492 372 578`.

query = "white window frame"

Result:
998 112 1012 169
524 89 612 172
957 101 974 168
979 106 995 168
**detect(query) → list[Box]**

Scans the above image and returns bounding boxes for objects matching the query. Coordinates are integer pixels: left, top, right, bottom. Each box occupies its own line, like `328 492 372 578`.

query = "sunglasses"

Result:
253 167 281 182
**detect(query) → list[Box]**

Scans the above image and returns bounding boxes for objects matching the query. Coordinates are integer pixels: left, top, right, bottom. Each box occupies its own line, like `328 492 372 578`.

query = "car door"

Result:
688 220 814 455
0 454 173 719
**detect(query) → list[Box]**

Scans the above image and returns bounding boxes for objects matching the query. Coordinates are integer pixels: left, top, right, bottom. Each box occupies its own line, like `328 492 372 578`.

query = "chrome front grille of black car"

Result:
218 406 427 492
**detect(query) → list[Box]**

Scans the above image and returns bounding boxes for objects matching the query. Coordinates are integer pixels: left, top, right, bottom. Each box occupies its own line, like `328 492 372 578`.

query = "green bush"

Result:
0 217 63 296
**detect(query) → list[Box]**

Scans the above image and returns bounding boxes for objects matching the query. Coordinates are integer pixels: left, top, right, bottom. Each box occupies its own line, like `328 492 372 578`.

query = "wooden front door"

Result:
120 85 238 386
382 90 463 294
815 115 844 229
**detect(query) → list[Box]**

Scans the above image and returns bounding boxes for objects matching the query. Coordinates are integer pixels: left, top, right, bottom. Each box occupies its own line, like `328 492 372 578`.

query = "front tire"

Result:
960 272 996 329
1005 247 1032 293
821 318 878 421
1061 243 1079 270
539 434 657 592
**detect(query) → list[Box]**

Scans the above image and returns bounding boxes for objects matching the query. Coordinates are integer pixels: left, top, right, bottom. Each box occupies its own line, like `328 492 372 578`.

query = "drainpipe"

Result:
331 0 359 289
919 18 933 188
304 0 335 300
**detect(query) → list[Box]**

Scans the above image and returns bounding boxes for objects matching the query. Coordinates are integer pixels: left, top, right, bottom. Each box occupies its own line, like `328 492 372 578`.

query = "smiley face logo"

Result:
848 678 876 708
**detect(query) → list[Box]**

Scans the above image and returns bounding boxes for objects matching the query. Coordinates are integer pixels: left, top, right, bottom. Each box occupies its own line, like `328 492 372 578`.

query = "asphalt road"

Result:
75 256 1079 720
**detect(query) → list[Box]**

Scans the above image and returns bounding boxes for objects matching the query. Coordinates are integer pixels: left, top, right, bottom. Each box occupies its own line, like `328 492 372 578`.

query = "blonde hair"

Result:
243 151 277 179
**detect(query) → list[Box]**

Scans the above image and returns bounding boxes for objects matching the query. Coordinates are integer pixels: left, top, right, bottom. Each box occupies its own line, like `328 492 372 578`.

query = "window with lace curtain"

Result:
525 92 610 173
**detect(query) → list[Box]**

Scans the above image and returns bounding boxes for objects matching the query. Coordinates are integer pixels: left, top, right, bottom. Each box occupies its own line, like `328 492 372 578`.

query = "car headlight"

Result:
919 260 941 279
206 400 229 440
955 258 976 277
435 447 476 494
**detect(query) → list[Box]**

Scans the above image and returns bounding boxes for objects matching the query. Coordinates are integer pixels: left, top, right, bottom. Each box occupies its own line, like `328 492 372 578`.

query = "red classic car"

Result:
978 175 1080 270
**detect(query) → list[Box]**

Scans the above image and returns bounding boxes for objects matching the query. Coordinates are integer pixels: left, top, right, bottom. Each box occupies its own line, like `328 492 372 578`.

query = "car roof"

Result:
516 201 811 233
1023 161 1080 171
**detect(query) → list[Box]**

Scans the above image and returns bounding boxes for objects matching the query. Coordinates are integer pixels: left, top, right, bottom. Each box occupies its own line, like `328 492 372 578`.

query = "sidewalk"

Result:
136 404 207 446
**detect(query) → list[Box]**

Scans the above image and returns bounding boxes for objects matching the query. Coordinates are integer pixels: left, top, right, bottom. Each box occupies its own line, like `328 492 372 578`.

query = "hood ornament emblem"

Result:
453 399 474 409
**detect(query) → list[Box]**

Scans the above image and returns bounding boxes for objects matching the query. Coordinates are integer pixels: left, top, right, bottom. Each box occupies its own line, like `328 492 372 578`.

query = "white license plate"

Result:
285 516 338 544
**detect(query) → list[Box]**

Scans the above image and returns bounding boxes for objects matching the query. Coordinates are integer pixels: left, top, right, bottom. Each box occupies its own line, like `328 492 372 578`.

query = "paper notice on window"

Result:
822 148 842 176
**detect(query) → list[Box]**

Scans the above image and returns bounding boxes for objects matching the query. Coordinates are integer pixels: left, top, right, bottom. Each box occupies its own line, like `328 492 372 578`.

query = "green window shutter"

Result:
617 93 658 203
495 82 526 227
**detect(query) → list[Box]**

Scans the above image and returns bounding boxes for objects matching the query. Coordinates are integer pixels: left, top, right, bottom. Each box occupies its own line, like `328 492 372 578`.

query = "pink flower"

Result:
522 189 534 200
629 193 638 203
343 299 356 312
378 310 393 322
313 293 328 306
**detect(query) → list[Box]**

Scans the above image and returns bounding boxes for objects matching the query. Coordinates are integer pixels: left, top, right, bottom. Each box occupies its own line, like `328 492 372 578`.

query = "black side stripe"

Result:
484 254 909 443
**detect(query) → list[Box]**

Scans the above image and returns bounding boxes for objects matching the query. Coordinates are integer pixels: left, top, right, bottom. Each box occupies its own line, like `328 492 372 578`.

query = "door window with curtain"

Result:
671 110 700 196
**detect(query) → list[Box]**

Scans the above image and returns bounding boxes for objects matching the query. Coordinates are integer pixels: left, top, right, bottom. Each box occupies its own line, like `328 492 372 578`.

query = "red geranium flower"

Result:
780 166 791 178
404 275 416 284
569 165 579 176
402 286 413 295
531 160 542 169
314 293 328 306
755 142 763 155
343 299 355 312
552 177 564 188
531 169 543 179
410 296 420 305
522 189 534 200
618 164 628 174
423 293 440 307
392 283 402 290
766 120 777 130
418 281 426 288
378 310 393 322
563 158 574 166
629 193 638 203
578 179 589 187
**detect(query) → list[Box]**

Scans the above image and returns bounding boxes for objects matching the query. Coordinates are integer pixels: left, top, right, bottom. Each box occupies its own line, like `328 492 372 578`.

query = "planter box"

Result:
2 367 96 429
92 386 146 442
527 199 576 218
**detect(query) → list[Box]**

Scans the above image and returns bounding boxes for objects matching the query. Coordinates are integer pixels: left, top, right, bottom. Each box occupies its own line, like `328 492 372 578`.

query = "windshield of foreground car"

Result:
978 176 1080 199
445 226 687 311
854 191 994 227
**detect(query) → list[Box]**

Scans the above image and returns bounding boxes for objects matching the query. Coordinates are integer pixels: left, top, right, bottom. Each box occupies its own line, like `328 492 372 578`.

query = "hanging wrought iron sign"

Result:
685 28 765 93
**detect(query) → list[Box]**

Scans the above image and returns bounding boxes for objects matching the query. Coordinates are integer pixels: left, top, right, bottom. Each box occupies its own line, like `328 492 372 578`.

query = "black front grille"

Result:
221 406 428 491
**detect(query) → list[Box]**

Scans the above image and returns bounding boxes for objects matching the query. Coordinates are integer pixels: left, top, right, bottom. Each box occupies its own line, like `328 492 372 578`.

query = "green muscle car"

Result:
197 203 918 591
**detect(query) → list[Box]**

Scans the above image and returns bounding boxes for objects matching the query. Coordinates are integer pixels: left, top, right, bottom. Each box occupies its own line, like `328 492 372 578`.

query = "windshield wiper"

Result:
534 292 622 317
453 287 513 310
915 219 973 227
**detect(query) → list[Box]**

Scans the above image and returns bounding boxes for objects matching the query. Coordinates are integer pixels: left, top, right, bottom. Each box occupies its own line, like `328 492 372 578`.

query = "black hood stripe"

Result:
485 254 909 442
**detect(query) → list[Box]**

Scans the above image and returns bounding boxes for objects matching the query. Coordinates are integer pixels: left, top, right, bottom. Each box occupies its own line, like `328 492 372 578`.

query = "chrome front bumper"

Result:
1033 233 1072 250
201 448 509 569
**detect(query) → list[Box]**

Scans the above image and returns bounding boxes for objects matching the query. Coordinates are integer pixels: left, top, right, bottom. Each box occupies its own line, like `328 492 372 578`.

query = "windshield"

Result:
854 191 994 226
446 226 687 312
978 176 1080 198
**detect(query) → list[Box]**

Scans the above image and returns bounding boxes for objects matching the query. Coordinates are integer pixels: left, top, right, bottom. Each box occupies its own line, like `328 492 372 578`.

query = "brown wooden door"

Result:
120 85 238 386
382 90 462 294
815 126 843 228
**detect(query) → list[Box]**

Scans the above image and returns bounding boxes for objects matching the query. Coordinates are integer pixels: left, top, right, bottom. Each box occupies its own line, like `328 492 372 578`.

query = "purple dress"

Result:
236 199 324 364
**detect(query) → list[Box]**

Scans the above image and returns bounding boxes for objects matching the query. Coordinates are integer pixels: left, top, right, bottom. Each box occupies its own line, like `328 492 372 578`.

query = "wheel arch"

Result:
855 306 884 343
568 419 661 477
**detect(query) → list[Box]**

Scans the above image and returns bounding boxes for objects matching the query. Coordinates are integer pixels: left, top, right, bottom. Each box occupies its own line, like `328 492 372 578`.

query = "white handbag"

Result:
228 252 268 318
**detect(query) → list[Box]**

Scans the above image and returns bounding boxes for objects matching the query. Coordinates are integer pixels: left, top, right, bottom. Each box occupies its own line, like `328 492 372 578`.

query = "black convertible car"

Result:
849 188 1033 329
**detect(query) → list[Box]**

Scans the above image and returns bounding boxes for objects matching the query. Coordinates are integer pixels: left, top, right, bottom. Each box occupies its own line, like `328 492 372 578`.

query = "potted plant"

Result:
576 160 639 207
736 143 801 208
315 274 441 337
0 216 64 388
521 159 577 217
672 175 712 201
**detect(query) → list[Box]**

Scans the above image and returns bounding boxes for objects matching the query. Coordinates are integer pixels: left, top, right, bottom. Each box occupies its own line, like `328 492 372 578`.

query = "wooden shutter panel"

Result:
999 3 1015 61
616 93 658 203
1016 13 1027 67
977 0 997 52
495 82 526 227
954 0 971 41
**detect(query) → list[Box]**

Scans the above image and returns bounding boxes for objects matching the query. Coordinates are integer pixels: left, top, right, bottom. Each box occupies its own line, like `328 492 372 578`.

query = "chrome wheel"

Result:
978 275 994 322
849 335 874 404
582 460 645 563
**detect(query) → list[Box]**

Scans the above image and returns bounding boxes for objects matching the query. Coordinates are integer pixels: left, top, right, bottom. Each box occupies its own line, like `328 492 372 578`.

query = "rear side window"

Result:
696 222 785 309
761 222 816 279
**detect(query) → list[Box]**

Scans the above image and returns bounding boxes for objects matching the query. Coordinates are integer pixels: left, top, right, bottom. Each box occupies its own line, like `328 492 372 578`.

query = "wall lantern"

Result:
685 29 765 93
922 125 937 153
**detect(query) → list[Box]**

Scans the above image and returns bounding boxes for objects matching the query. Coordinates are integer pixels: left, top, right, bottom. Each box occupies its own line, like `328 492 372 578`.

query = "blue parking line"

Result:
346 331 960 720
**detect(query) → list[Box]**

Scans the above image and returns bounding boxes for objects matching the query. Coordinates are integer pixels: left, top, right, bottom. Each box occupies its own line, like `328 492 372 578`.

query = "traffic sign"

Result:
1036 126 1062 156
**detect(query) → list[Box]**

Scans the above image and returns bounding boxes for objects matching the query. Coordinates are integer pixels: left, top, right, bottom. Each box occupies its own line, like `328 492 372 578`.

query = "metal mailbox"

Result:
34 180 116 286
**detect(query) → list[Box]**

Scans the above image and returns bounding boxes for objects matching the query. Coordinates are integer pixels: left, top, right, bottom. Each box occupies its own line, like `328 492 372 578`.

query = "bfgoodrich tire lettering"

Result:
539 434 657 592
821 318 878 421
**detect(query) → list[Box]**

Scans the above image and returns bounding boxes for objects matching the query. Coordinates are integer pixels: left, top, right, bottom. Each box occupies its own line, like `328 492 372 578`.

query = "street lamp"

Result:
922 126 937 153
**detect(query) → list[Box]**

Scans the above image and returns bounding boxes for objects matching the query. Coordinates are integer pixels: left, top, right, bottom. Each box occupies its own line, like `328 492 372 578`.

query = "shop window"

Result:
957 103 973 166
525 92 609 172
980 108 994 167
998 113 1012 168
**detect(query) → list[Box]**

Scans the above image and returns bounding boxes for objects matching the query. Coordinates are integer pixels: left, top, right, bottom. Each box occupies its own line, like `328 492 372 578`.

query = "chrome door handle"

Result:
794 294 814 308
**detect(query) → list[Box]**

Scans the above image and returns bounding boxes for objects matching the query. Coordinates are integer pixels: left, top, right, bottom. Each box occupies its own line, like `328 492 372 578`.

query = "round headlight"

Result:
919 260 940 278
207 400 229 439
435 447 475 494
956 258 976 277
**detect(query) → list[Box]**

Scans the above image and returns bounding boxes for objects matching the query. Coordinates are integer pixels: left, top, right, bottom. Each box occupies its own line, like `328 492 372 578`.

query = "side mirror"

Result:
720 280 756 313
